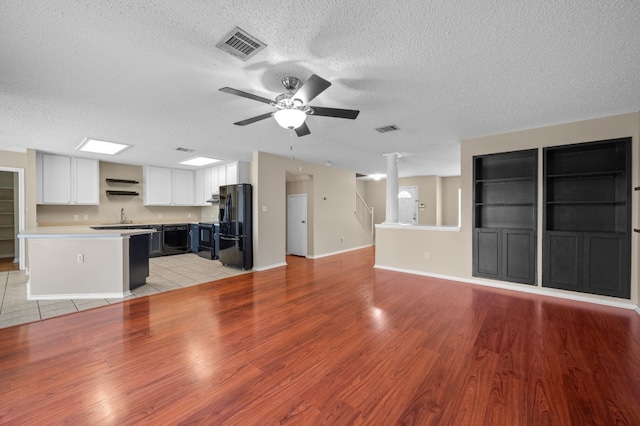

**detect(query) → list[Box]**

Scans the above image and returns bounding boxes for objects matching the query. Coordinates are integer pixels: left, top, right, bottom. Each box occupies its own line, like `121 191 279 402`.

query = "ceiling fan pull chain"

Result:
289 129 295 160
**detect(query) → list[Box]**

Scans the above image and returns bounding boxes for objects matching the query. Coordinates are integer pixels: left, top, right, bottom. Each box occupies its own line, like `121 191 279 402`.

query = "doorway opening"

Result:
0 167 25 269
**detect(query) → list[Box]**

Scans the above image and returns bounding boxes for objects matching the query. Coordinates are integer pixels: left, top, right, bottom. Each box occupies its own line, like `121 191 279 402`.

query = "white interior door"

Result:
398 186 418 225
287 194 307 256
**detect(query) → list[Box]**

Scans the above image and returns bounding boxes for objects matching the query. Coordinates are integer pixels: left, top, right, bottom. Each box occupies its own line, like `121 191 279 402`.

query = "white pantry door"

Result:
287 194 307 256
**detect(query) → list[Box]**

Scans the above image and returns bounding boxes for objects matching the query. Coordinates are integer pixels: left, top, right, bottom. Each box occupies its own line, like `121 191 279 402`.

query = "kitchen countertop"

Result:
19 226 157 239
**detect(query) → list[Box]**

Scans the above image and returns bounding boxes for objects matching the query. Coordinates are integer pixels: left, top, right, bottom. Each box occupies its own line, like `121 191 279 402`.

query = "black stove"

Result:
197 222 218 260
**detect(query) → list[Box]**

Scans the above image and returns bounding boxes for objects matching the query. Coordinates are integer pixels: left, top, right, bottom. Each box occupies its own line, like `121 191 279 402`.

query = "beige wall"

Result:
37 161 203 226
363 175 460 226
376 112 640 308
441 176 461 226
254 151 371 269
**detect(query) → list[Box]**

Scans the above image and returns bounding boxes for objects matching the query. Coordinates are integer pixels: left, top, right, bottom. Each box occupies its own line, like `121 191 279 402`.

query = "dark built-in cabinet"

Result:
473 149 537 285
543 138 631 298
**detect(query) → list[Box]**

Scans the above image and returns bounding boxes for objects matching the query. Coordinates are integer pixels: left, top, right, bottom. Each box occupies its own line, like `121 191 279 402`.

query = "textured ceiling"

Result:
1 1 639 177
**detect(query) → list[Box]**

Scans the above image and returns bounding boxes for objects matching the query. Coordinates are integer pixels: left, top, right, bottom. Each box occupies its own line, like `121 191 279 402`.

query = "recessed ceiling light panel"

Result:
76 138 131 155
179 156 221 167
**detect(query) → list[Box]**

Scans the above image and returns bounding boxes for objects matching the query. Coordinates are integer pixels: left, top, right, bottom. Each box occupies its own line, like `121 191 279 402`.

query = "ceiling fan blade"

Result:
295 122 311 137
309 106 360 120
293 74 331 104
233 112 273 126
219 87 273 105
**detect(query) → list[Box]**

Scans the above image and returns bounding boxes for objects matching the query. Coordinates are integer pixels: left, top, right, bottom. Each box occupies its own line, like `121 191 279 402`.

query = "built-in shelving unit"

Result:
0 177 16 259
543 137 631 298
473 149 537 284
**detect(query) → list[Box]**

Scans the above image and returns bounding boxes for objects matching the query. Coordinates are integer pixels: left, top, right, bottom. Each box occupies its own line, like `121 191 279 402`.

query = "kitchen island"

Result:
19 227 155 300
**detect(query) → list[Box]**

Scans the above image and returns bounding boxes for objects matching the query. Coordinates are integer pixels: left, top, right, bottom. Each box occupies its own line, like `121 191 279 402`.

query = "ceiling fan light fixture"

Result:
273 109 306 129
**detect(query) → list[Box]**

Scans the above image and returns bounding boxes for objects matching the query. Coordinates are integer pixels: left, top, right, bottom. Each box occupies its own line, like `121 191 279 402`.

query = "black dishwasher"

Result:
162 224 190 255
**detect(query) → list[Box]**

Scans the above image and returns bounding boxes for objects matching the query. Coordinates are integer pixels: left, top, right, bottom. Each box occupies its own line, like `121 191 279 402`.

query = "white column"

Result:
383 152 401 224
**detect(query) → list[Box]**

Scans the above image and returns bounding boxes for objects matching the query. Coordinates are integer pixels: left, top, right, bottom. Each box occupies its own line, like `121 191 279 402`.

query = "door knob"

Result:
301 220 306 223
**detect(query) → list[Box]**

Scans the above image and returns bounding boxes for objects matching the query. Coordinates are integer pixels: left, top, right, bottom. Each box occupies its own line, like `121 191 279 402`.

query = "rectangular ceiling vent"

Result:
176 147 195 153
216 27 266 62
375 124 400 133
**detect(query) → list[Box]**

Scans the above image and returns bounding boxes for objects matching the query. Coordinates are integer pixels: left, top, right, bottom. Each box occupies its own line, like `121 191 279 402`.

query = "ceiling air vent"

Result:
375 124 400 133
216 27 266 62
176 147 195 153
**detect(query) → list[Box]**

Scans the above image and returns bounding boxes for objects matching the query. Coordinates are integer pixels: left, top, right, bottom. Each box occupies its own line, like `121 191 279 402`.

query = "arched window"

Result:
398 190 412 199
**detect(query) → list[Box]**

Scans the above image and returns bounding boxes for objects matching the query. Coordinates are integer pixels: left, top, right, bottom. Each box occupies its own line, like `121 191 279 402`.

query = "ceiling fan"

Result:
219 74 360 137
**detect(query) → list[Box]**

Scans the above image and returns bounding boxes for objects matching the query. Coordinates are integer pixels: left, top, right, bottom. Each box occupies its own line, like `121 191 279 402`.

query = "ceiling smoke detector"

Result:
216 27 266 61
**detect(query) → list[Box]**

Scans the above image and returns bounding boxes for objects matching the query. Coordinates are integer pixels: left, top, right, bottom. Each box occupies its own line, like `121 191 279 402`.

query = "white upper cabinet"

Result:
143 166 173 205
146 161 248 206
193 161 250 205
221 161 250 187
194 168 215 206
225 162 238 185
144 166 196 206
172 169 194 206
217 164 226 188
37 152 99 205
74 158 100 204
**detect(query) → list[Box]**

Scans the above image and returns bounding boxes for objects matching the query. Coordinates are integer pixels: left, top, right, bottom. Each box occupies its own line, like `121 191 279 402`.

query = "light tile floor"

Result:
0 254 249 329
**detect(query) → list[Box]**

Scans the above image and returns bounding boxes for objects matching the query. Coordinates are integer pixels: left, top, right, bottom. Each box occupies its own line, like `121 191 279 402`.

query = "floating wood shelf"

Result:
106 190 139 196
106 178 139 184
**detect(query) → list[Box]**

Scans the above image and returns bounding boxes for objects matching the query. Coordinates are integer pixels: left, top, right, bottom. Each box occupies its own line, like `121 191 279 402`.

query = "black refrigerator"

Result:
218 183 253 269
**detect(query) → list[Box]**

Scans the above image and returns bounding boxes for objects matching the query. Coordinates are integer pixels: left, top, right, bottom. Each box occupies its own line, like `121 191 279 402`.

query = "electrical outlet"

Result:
188 213 191 218
77 254 84 263
158 214 162 218
424 253 430 260
83 215 88 220
73 215 79 221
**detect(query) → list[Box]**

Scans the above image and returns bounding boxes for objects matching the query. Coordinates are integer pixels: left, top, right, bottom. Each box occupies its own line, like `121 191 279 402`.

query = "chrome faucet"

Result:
120 208 126 224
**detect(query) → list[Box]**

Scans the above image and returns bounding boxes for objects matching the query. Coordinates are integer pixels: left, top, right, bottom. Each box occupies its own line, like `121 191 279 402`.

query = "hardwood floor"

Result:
0 258 18 272
1 247 639 424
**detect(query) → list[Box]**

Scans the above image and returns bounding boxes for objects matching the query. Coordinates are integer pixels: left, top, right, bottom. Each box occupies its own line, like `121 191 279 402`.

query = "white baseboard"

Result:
252 262 287 272
27 281 132 300
373 264 639 313
308 244 372 259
